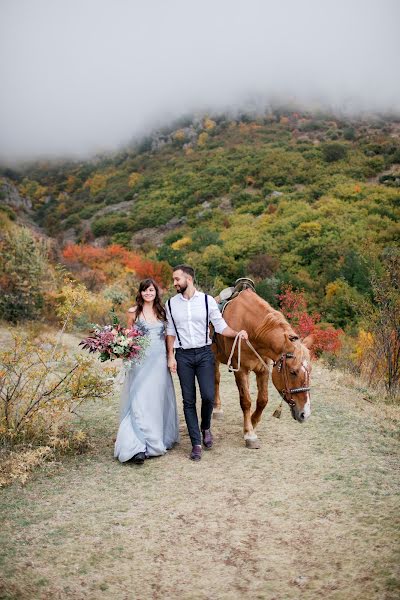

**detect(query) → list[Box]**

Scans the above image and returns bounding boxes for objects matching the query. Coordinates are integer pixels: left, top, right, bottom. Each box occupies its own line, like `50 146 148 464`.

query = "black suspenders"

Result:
168 294 210 349
168 298 183 348
205 294 209 345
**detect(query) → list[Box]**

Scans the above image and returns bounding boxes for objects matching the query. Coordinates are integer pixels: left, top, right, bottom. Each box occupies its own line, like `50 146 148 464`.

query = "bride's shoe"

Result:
132 452 146 464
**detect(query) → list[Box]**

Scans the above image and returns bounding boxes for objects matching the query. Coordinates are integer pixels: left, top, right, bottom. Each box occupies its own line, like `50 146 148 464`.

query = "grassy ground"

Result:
0 361 399 600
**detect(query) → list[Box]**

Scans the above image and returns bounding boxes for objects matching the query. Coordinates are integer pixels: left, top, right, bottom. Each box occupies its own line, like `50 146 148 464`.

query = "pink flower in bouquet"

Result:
79 314 149 365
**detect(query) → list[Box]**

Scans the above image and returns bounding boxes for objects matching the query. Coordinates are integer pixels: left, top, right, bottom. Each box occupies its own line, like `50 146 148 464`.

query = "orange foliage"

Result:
62 244 104 265
62 244 171 288
83 173 108 196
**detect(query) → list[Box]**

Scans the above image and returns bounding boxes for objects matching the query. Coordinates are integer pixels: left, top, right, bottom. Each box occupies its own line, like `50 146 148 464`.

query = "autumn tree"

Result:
278 285 343 357
358 250 400 398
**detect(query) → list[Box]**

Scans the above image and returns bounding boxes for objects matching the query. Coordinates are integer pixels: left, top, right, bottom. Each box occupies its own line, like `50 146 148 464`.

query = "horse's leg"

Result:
252 368 269 431
235 369 260 449
213 359 224 419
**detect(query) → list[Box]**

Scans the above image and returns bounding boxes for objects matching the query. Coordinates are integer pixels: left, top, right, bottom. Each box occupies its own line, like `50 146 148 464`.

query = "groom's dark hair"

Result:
173 264 195 280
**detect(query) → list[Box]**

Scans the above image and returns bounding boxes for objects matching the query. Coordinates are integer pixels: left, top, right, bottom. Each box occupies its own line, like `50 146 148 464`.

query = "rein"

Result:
227 332 269 372
227 333 311 415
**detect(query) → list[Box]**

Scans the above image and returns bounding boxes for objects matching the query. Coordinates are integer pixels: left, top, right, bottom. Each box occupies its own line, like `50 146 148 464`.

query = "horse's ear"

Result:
284 332 298 348
302 334 314 349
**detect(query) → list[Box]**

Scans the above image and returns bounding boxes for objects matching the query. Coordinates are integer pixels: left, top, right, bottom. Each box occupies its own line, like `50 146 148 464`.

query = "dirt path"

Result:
1 363 399 600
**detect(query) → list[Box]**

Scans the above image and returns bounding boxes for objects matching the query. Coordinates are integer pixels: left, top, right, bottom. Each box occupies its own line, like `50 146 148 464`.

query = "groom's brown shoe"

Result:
190 445 202 461
202 429 213 449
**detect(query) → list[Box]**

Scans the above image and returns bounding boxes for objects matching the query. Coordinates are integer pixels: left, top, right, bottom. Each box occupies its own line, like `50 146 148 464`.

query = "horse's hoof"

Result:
213 410 224 420
245 438 261 449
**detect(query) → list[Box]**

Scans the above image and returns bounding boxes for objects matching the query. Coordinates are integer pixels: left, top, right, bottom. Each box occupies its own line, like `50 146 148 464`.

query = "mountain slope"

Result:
1 110 399 324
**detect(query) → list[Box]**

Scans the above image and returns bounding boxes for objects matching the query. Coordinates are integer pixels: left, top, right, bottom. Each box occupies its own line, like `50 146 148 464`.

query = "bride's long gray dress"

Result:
114 320 179 462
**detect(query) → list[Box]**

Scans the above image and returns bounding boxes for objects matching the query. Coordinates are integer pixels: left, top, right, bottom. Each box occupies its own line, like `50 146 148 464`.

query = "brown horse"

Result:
212 289 313 448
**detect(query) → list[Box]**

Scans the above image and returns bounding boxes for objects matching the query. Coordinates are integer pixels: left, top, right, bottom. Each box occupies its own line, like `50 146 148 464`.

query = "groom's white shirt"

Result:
166 290 228 349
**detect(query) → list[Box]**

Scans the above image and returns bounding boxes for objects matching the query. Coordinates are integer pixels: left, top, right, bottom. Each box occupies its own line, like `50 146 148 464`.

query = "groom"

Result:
166 265 248 461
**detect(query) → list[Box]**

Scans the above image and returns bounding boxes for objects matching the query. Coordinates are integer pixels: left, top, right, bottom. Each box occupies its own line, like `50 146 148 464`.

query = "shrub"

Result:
78 205 98 219
91 215 132 237
111 232 132 247
77 268 107 292
323 278 363 329
0 205 16 221
63 214 80 228
231 191 259 208
0 328 114 450
0 227 49 322
156 244 185 266
321 143 348 163
247 254 279 280
278 285 343 357
343 127 356 141
103 284 129 306
255 277 280 307
55 278 114 328
189 228 221 252
0 446 54 487
356 250 400 398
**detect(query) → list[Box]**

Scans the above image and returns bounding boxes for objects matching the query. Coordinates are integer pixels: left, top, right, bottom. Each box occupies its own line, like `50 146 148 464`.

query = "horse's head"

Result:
271 334 313 423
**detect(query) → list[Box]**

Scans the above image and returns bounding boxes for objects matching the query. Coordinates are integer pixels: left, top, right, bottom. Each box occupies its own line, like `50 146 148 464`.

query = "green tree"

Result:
321 143 348 163
0 227 48 322
324 278 363 329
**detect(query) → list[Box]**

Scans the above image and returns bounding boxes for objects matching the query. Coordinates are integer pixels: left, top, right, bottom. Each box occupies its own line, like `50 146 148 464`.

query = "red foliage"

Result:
277 285 343 357
62 244 104 265
62 244 172 288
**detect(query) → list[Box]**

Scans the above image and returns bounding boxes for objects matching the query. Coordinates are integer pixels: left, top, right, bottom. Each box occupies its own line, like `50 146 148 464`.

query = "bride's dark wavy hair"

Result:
135 279 166 322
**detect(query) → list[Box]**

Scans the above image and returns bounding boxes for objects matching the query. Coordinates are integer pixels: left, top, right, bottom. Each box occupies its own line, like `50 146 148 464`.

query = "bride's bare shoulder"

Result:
128 306 137 314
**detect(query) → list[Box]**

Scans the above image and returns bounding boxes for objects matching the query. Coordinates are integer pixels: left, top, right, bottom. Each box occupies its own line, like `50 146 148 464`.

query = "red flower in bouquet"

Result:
79 312 149 366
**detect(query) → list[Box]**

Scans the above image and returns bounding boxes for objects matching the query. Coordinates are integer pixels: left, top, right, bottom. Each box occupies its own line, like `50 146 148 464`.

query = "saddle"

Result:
215 277 256 314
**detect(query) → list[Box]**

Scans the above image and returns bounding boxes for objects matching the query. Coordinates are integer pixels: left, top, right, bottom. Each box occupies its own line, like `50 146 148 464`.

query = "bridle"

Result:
226 335 311 408
272 352 311 408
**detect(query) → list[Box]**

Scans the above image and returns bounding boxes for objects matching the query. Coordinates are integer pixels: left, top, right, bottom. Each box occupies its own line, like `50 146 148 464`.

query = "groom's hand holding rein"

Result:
167 328 247 374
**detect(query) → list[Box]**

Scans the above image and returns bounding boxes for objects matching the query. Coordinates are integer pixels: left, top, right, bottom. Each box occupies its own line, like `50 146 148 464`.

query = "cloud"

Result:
1 0 399 161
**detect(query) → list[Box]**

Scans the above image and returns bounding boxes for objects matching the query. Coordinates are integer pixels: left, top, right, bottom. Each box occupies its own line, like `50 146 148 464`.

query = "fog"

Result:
1 0 399 162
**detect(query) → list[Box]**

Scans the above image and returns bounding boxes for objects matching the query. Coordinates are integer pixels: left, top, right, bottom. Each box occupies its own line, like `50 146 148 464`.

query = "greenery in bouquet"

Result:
79 311 150 367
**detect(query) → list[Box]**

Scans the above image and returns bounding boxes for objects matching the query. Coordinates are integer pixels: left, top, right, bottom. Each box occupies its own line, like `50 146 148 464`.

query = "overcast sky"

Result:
1 0 399 162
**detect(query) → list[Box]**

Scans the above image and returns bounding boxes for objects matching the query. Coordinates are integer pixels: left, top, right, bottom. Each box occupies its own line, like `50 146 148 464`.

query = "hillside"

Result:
1 109 399 328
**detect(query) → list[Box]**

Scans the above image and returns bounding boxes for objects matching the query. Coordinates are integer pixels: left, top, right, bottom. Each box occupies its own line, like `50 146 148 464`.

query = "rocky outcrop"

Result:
0 178 32 211
130 216 186 248
0 177 48 236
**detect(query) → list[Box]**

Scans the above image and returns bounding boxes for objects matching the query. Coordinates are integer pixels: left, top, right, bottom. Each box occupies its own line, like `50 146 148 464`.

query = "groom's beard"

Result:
175 283 187 294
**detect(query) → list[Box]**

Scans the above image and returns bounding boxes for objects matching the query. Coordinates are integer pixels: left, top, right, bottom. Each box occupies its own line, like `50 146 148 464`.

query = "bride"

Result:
114 278 179 464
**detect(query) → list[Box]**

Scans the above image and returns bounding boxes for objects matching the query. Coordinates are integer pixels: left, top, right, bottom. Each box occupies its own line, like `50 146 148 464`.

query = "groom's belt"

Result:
176 345 211 353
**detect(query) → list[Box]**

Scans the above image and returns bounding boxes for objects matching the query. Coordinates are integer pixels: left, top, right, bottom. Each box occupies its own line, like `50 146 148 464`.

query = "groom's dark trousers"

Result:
175 346 215 447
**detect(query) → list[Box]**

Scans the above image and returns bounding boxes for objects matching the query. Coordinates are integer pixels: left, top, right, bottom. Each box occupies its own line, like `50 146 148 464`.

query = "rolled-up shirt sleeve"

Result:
208 296 228 334
165 301 175 337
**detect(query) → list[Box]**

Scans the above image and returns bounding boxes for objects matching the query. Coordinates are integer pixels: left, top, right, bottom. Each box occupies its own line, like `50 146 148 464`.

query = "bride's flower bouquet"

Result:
79 312 149 366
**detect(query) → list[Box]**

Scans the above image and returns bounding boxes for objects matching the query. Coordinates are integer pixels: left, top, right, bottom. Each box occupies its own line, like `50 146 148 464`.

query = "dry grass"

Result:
0 446 54 488
0 361 399 600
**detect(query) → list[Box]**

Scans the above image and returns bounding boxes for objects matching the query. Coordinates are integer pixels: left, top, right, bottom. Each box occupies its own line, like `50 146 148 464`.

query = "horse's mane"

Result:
255 309 295 337
239 290 296 338
237 290 310 361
